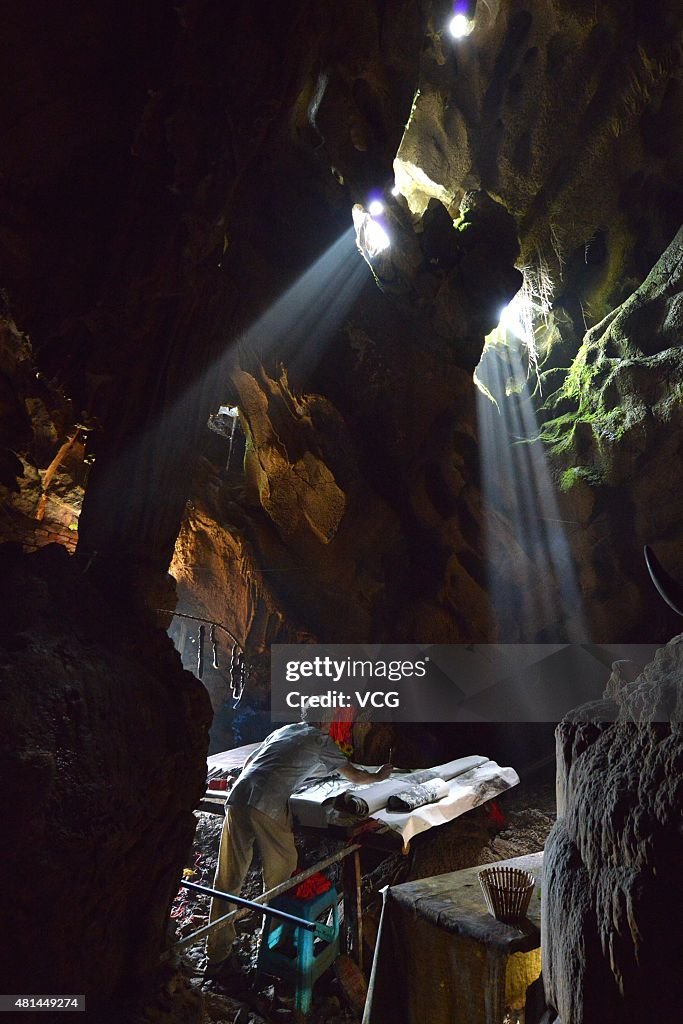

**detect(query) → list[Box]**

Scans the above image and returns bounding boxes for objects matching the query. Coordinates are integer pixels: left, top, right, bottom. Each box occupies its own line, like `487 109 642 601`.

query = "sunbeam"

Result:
475 333 587 642
78 227 367 561
237 227 367 373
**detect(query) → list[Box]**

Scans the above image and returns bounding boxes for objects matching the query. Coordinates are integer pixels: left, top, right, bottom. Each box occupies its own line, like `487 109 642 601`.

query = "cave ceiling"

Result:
2 0 683 692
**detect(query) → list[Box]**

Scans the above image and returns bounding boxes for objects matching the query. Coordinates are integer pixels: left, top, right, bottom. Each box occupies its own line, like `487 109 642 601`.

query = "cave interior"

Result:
1 1 683 1022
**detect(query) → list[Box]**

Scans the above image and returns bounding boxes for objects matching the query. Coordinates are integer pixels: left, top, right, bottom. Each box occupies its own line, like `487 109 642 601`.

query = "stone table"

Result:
363 852 543 1024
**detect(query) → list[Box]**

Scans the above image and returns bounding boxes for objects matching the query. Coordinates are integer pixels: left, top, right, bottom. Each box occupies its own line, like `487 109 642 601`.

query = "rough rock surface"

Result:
356 188 522 366
161 0 683 652
0 544 211 1016
0 317 86 552
540 227 683 640
398 0 683 328
543 639 683 1022
177 311 500 647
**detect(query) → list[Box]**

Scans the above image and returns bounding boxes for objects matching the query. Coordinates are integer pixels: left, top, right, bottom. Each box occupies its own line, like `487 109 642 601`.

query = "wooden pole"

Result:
342 848 363 970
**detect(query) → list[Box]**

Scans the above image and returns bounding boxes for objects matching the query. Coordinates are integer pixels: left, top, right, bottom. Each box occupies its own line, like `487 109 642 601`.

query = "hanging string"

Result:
157 609 247 707
229 644 247 707
230 643 238 702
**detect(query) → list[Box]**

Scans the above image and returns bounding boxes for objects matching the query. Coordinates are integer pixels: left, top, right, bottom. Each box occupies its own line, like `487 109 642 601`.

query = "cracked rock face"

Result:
236 368 349 545
543 639 683 1023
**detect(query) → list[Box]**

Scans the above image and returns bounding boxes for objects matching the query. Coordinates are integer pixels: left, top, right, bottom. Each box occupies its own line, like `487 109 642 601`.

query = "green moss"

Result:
539 335 623 456
562 339 607 404
541 402 632 458
559 467 578 491
559 466 603 492
540 411 590 455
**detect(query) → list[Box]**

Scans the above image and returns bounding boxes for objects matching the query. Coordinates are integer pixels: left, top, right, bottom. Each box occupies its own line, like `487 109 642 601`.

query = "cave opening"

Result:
2 2 683 1022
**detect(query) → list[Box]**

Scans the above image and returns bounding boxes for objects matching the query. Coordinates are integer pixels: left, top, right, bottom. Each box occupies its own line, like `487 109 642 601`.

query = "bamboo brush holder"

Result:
478 866 536 923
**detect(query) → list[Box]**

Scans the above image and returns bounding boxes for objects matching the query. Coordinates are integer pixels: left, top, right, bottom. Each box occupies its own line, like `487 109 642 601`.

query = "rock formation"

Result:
540 226 683 640
0 543 211 1015
0 317 86 552
165 0 683 656
543 637 683 1022
1 1 682 648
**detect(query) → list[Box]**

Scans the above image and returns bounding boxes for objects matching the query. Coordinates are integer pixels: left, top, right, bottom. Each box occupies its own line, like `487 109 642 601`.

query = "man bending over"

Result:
205 720 392 979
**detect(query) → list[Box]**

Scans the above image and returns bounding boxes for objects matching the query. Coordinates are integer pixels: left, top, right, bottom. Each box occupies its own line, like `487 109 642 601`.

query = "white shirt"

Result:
227 723 348 825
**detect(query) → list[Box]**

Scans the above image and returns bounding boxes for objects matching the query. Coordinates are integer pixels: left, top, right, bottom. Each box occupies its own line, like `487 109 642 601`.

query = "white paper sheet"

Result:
289 755 488 826
373 760 519 846
289 754 519 844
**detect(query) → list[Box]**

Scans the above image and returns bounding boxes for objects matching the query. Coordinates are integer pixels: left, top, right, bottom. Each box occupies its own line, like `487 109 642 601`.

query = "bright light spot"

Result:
352 204 391 259
448 13 474 38
391 185 400 197
498 302 526 342
365 219 390 255
368 199 384 216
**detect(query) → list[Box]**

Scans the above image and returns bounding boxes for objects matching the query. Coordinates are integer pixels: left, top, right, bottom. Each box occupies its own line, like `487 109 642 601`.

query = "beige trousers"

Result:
206 804 298 964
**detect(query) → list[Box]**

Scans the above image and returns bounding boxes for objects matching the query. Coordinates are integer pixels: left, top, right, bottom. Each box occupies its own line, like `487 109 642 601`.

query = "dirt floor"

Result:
143 763 556 1024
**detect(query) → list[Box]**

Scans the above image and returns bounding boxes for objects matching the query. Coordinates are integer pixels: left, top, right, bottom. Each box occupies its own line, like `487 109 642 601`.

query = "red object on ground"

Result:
208 777 229 790
486 800 506 826
291 871 332 900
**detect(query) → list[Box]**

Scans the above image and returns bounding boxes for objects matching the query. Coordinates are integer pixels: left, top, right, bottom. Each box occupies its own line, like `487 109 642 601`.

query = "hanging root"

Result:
512 252 555 392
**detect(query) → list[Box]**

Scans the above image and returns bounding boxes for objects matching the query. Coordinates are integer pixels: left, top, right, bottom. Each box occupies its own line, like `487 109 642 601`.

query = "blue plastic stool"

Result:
257 887 340 1014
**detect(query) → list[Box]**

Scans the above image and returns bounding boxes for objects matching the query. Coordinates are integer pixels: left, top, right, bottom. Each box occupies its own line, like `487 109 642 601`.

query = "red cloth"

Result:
290 871 332 900
486 800 506 826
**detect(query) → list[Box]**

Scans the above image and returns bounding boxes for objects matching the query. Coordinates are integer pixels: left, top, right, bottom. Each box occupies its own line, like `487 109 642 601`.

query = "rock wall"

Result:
0 544 211 1015
174 286 509 649
0 317 86 553
397 0 683 327
542 638 683 1022
163 0 683 651
3 0 682 650
540 226 683 640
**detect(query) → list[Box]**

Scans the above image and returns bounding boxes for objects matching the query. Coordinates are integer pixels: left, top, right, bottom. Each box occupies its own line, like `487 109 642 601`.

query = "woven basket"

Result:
478 866 536 923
